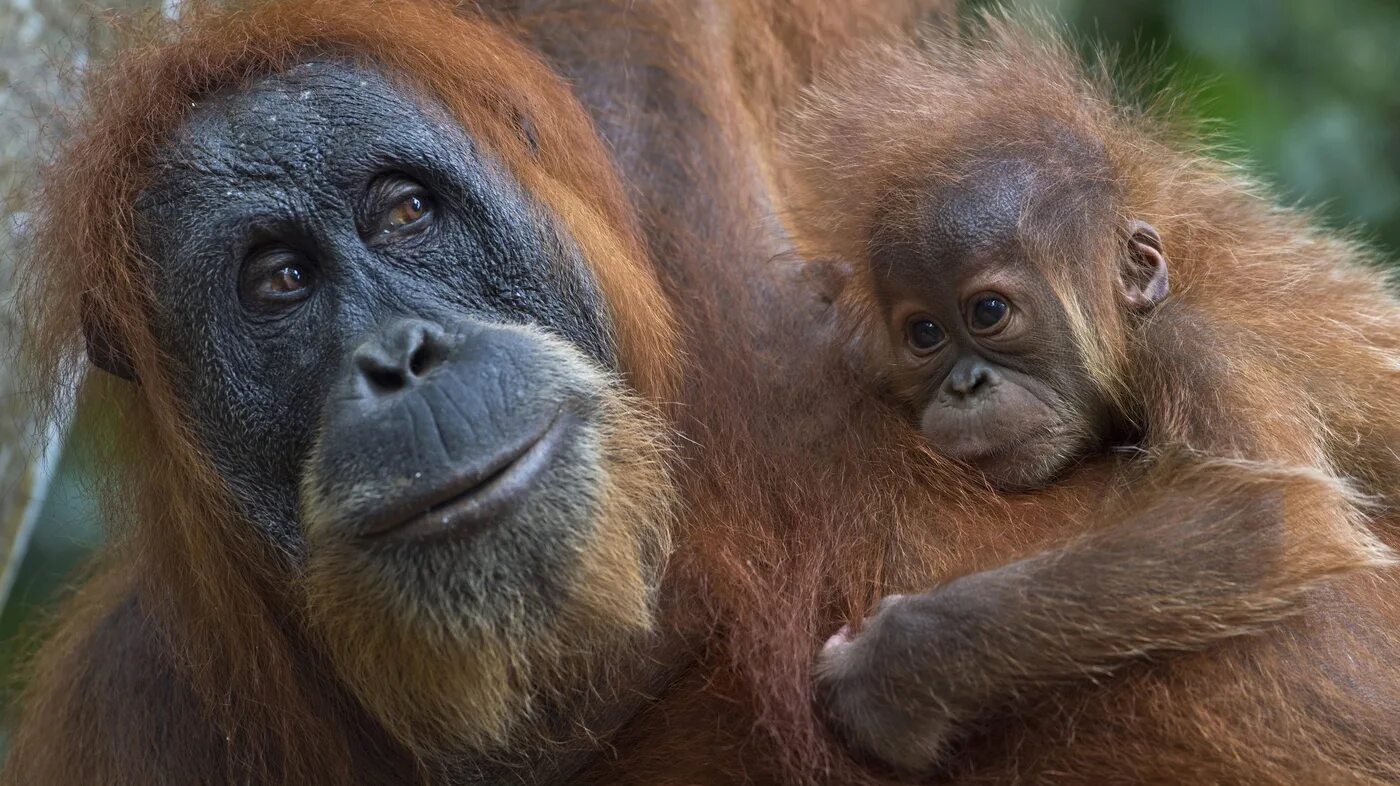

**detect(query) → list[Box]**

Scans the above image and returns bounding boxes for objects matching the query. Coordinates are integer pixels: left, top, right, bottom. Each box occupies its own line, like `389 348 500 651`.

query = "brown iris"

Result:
262 265 307 296
385 194 428 230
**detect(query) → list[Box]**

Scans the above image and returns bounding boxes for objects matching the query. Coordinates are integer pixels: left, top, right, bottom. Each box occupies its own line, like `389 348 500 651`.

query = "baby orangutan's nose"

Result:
944 358 999 400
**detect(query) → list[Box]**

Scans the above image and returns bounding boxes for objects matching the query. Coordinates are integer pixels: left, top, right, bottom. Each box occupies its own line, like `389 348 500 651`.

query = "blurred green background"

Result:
0 0 1398 757
974 0 1400 256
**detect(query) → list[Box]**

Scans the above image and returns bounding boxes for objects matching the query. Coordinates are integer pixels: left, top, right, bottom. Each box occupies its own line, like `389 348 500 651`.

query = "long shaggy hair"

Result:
672 14 1400 784
7 1 679 782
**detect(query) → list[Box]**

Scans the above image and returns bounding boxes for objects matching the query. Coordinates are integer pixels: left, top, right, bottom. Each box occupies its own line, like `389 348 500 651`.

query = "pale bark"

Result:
0 0 163 610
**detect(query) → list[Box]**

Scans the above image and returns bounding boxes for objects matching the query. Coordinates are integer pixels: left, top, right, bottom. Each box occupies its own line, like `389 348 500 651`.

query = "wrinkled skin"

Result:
132 60 672 779
139 61 618 557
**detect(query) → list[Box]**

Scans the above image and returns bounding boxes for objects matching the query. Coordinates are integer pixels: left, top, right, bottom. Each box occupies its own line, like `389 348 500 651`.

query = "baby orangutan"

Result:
863 160 1165 492
786 21 1400 776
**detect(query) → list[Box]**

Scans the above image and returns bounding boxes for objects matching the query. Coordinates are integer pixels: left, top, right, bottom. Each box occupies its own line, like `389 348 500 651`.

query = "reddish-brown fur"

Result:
22 3 1396 785
720 19 1400 784
4 1 686 782
3 0 947 783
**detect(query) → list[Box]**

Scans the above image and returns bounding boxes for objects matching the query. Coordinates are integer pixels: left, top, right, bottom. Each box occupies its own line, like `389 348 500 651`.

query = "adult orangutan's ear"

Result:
1120 219 1169 311
802 257 855 306
82 294 137 382
512 106 540 154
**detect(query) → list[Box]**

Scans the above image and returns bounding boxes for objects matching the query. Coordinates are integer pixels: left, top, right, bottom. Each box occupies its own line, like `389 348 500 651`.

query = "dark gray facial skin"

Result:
870 158 1114 491
133 60 622 616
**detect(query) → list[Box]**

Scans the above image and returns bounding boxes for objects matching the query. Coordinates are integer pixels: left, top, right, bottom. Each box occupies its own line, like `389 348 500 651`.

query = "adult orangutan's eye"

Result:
263 264 307 295
241 248 314 311
370 178 436 241
382 193 431 233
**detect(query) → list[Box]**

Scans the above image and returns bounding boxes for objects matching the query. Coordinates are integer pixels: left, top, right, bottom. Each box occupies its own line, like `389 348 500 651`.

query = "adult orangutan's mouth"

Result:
359 408 575 542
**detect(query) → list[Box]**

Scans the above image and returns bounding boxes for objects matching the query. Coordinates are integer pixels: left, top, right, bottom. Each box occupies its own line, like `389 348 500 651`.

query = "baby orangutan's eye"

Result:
968 294 1010 333
906 318 947 354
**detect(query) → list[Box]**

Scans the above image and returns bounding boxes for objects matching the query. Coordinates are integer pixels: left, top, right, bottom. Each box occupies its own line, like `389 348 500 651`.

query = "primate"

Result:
3 0 948 783
4 1 682 782
783 20 1400 776
13 1 1400 784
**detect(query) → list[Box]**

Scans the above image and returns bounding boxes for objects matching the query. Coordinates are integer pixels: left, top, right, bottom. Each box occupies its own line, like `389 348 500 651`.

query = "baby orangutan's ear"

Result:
1119 219 1169 311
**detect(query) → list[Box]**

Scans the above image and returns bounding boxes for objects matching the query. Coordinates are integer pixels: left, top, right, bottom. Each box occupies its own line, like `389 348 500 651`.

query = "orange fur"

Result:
6 0 957 781
753 16 1400 784
5 1 681 782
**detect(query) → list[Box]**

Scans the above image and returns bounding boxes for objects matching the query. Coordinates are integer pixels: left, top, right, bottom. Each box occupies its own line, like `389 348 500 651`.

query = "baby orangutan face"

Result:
867 158 1168 490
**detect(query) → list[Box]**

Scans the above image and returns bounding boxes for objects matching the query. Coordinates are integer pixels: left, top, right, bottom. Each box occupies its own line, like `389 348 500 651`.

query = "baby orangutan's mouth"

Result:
920 393 1073 491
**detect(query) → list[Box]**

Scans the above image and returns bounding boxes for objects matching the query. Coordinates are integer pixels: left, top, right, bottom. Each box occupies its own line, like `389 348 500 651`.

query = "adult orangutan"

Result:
25 2 1393 785
4 1 684 782
2 0 945 783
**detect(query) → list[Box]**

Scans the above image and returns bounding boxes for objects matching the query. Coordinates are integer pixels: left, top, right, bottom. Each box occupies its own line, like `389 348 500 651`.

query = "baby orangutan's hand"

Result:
816 591 986 774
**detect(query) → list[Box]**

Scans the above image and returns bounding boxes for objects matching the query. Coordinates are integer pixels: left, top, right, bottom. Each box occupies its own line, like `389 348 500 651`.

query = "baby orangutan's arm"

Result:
816 457 1391 774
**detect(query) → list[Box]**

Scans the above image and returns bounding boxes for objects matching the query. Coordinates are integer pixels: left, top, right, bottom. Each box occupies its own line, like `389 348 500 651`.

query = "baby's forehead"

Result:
917 158 1038 261
871 159 1037 286
873 236 1039 300
874 139 1116 289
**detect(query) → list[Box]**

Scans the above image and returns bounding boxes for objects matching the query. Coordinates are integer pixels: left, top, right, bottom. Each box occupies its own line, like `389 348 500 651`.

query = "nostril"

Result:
366 367 407 394
408 341 435 379
947 364 995 397
402 321 453 383
352 318 453 398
